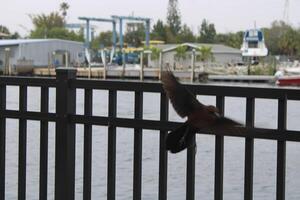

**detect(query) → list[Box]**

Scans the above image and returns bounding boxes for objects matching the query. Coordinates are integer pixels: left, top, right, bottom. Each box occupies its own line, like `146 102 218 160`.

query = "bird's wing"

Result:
161 70 204 118
203 116 244 133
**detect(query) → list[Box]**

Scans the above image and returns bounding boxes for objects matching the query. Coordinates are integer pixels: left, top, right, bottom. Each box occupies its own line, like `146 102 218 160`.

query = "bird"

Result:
161 70 243 153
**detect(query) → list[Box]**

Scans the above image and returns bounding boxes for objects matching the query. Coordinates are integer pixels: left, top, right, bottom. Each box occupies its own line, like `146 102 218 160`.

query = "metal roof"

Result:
155 43 241 54
0 39 83 46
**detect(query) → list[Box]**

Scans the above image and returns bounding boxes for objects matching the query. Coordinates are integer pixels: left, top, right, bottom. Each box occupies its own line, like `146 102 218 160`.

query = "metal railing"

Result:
0 68 300 200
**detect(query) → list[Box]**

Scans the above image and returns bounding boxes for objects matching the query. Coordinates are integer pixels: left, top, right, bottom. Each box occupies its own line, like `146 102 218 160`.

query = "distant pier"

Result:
32 67 275 83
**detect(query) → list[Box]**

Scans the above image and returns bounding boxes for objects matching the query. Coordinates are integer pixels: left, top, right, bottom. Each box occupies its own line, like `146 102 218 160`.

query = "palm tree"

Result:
150 46 162 61
174 45 187 68
196 46 214 62
60 2 70 19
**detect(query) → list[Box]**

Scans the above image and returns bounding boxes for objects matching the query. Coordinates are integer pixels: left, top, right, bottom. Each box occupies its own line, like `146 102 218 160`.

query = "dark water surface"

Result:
4 83 300 200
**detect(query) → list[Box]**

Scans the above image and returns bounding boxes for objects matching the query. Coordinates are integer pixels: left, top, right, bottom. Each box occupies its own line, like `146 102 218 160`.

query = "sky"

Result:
1 0 300 37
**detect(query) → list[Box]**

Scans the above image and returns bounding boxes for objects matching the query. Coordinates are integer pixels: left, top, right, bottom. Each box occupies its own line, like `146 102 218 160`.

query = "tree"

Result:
151 20 166 41
198 19 216 43
216 31 243 48
263 20 291 55
165 26 177 43
59 2 70 19
29 12 64 38
0 25 20 39
29 12 65 36
176 24 196 43
124 23 145 47
278 28 299 56
150 46 162 60
197 46 214 62
166 0 181 35
91 31 113 49
29 3 83 41
174 45 187 67
0 25 10 34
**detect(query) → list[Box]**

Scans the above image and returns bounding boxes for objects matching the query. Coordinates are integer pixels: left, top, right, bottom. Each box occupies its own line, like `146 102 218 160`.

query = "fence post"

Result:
191 49 195 82
140 52 144 81
55 67 77 200
0 85 6 200
158 52 163 80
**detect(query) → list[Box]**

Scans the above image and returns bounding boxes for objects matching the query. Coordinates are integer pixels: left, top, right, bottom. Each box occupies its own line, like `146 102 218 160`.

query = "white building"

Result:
0 39 85 71
149 43 242 68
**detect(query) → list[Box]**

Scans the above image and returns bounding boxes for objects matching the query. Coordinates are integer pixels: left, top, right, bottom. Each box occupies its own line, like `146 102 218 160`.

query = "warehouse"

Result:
0 39 85 73
149 43 242 68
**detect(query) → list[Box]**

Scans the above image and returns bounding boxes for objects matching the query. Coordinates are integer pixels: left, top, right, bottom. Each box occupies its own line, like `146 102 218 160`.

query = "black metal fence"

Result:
0 68 300 200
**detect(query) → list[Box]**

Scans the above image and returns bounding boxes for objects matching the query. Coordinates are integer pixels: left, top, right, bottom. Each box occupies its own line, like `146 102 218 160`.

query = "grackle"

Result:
161 70 243 153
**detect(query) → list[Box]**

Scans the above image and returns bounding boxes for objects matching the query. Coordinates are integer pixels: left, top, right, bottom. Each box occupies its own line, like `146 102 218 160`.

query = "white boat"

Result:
240 29 268 57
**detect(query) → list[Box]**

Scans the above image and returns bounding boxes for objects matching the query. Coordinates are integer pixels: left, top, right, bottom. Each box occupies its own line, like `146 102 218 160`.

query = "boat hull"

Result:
277 76 300 86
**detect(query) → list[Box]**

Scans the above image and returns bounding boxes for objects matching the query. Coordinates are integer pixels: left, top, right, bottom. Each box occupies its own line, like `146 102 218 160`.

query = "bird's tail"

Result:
166 122 197 153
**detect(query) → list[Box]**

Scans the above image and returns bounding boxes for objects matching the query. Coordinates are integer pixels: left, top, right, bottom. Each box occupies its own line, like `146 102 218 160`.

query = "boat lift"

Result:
111 15 151 49
78 17 117 50
65 23 97 41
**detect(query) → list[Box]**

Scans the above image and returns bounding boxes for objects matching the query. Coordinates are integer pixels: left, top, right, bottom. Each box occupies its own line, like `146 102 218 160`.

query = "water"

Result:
3 84 300 200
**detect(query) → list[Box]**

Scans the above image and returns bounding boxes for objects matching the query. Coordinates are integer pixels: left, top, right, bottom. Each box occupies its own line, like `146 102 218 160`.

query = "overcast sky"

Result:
1 0 299 37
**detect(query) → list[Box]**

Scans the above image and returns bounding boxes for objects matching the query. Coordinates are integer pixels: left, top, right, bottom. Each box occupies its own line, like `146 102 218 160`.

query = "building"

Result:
149 43 242 68
0 39 85 73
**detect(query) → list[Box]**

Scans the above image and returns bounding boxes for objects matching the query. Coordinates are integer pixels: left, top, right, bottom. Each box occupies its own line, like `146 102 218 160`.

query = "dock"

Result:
32 67 275 83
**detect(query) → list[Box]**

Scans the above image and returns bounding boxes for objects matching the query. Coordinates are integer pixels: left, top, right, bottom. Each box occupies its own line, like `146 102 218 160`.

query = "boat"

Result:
276 75 300 86
240 28 268 57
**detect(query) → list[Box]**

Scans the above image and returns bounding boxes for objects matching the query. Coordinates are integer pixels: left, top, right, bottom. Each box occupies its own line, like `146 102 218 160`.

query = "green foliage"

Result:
198 19 216 43
196 46 214 62
250 65 275 75
0 25 10 34
174 45 187 61
166 0 181 35
28 5 83 41
151 20 166 41
164 26 177 43
262 20 300 57
29 12 65 30
215 31 243 49
59 2 70 18
30 26 83 42
91 31 113 49
263 21 291 55
150 46 162 60
278 28 299 56
124 23 145 47
0 25 20 39
176 24 196 43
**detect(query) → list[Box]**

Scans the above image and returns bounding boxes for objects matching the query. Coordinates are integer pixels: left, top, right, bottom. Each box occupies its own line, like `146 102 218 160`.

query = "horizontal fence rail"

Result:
0 68 300 200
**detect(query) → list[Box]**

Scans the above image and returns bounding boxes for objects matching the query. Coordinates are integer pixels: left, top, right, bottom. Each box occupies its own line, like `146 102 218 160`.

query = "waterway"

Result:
3 83 300 200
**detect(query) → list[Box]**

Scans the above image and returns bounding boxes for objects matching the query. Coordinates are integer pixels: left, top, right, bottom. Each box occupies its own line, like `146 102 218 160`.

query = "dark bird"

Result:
161 70 243 153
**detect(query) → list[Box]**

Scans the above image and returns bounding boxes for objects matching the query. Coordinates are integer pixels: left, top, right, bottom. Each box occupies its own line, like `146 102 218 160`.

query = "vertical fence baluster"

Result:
55 68 77 200
83 89 93 200
159 93 168 200
215 96 225 200
133 91 143 200
186 93 196 200
40 86 49 200
107 90 117 200
0 85 6 200
277 96 287 200
18 85 27 200
244 97 255 200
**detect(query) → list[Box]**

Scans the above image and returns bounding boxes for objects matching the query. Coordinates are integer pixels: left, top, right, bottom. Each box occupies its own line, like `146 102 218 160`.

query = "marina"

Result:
1 1 300 199
1 70 300 200
32 66 276 83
